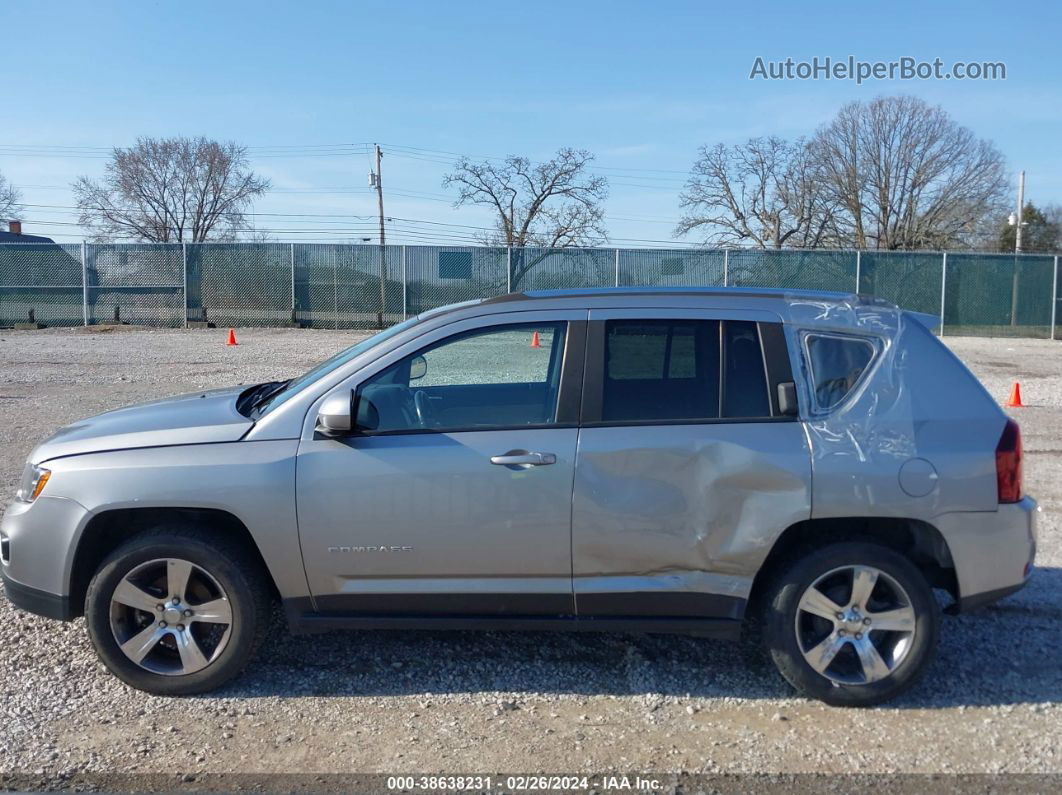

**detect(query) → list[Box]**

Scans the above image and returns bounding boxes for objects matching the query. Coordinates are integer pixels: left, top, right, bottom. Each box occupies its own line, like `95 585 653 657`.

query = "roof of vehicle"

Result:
471 286 907 326
488 286 872 304
412 287 937 335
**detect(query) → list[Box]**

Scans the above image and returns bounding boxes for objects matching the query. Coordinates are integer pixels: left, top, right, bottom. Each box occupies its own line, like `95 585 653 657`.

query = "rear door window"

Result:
805 333 876 410
722 320 770 418
598 319 777 422
603 320 719 421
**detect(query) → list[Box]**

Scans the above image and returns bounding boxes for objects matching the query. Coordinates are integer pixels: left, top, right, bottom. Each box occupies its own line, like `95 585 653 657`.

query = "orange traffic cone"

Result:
226 328 238 346
1005 382 1023 408
530 331 541 348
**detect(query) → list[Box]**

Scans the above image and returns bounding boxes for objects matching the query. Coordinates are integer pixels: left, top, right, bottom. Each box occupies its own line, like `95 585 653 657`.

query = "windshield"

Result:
256 316 422 415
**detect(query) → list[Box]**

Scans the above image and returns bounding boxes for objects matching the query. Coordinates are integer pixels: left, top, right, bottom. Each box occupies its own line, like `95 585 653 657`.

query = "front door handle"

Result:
490 450 557 468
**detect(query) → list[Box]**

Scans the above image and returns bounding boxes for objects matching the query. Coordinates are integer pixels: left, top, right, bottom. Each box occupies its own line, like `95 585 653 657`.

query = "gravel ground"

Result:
0 326 1060 788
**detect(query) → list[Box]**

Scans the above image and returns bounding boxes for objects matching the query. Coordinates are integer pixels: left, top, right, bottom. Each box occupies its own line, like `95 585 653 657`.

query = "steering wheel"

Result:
413 390 436 428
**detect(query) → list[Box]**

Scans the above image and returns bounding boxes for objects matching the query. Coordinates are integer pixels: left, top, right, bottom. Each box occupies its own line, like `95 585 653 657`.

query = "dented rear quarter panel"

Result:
790 301 1006 522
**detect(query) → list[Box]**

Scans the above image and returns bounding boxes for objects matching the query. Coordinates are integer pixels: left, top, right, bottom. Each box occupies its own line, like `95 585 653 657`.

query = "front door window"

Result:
355 322 567 433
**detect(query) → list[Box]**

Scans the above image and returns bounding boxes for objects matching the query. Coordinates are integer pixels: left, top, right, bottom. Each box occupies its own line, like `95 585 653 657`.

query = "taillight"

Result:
996 419 1022 504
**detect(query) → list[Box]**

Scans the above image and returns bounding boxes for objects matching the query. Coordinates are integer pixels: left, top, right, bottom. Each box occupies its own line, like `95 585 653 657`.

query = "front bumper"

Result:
0 567 74 620
0 494 92 620
936 496 1038 613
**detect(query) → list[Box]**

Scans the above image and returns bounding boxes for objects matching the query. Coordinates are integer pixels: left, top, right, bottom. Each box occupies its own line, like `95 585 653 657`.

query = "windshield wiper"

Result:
236 380 289 417
250 379 293 414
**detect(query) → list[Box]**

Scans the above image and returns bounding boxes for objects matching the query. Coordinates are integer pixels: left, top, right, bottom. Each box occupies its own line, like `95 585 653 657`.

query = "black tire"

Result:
85 525 271 695
762 541 939 707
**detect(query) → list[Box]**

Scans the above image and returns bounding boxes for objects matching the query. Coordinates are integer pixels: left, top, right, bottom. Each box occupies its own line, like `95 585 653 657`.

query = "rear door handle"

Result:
490 450 557 468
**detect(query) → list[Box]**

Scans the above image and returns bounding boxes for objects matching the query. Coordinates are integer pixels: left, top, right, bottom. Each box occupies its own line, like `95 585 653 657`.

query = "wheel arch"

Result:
69 507 279 617
747 516 958 621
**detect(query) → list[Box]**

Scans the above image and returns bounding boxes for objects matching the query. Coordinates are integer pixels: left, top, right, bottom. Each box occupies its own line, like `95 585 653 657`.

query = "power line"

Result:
1 139 691 179
20 217 700 247
0 143 374 160
18 202 682 239
387 189 455 204
384 148 686 184
18 204 504 234
19 211 683 245
5 139 691 241
21 201 680 230
0 142 372 150
21 203 378 221
15 184 376 195
380 142 691 176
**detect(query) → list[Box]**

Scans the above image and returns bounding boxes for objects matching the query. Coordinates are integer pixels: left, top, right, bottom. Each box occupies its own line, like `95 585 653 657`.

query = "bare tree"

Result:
809 96 1008 249
443 148 608 288
73 136 270 242
678 97 1008 253
677 137 839 248
0 170 22 222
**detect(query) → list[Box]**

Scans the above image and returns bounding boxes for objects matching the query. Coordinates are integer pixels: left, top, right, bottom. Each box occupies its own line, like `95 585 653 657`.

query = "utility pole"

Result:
373 143 387 327
1011 170 1025 326
1015 170 1025 253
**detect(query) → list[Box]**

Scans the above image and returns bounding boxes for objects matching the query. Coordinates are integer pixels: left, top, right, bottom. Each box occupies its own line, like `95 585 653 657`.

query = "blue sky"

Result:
2 0 1060 246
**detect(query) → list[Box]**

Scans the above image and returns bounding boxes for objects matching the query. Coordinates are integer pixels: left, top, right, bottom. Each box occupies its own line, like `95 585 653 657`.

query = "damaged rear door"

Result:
571 307 812 621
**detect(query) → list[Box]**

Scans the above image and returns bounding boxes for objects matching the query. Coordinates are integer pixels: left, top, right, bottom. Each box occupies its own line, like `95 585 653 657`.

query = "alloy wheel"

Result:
108 558 233 676
794 564 917 686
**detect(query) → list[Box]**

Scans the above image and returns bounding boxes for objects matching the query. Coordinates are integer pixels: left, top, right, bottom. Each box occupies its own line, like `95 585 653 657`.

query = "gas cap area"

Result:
899 457 939 498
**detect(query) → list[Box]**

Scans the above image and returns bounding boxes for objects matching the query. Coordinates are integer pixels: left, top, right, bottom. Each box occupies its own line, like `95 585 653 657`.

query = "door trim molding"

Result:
574 591 746 620
283 597 741 640
307 591 574 616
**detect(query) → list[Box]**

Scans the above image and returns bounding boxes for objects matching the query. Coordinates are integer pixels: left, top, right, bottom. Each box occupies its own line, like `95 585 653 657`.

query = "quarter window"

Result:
805 333 875 410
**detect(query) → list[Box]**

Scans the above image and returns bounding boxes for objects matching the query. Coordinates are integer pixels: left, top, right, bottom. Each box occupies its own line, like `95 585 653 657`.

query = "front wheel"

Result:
85 527 270 695
762 541 939 707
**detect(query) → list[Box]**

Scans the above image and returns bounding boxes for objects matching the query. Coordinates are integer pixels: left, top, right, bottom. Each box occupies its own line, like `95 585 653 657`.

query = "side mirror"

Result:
777 381 798 417
409 355 427 381
316 391 354 435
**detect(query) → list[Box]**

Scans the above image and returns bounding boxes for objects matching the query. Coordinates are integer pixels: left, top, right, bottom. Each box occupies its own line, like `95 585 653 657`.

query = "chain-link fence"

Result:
0 242 84 327
0 242 1059 338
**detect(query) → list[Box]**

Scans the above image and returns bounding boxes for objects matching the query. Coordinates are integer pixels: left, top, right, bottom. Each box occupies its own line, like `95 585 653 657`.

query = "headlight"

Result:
15 463 51 503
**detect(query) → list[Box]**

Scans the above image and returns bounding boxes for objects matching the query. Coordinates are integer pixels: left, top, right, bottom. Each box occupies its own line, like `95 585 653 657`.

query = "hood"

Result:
33 385 254 463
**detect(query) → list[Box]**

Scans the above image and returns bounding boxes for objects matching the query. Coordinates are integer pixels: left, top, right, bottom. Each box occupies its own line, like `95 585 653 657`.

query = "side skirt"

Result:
283 599 741 640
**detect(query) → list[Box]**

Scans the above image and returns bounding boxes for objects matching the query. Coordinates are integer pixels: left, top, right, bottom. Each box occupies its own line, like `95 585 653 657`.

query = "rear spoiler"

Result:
903 310 941 333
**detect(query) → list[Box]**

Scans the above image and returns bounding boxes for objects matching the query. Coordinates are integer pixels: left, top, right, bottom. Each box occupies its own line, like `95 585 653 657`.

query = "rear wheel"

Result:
85 527 270 695
762 541 939 706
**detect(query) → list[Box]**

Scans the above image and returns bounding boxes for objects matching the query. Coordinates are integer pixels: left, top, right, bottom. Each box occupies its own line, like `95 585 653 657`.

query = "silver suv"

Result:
1 288 1037 706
